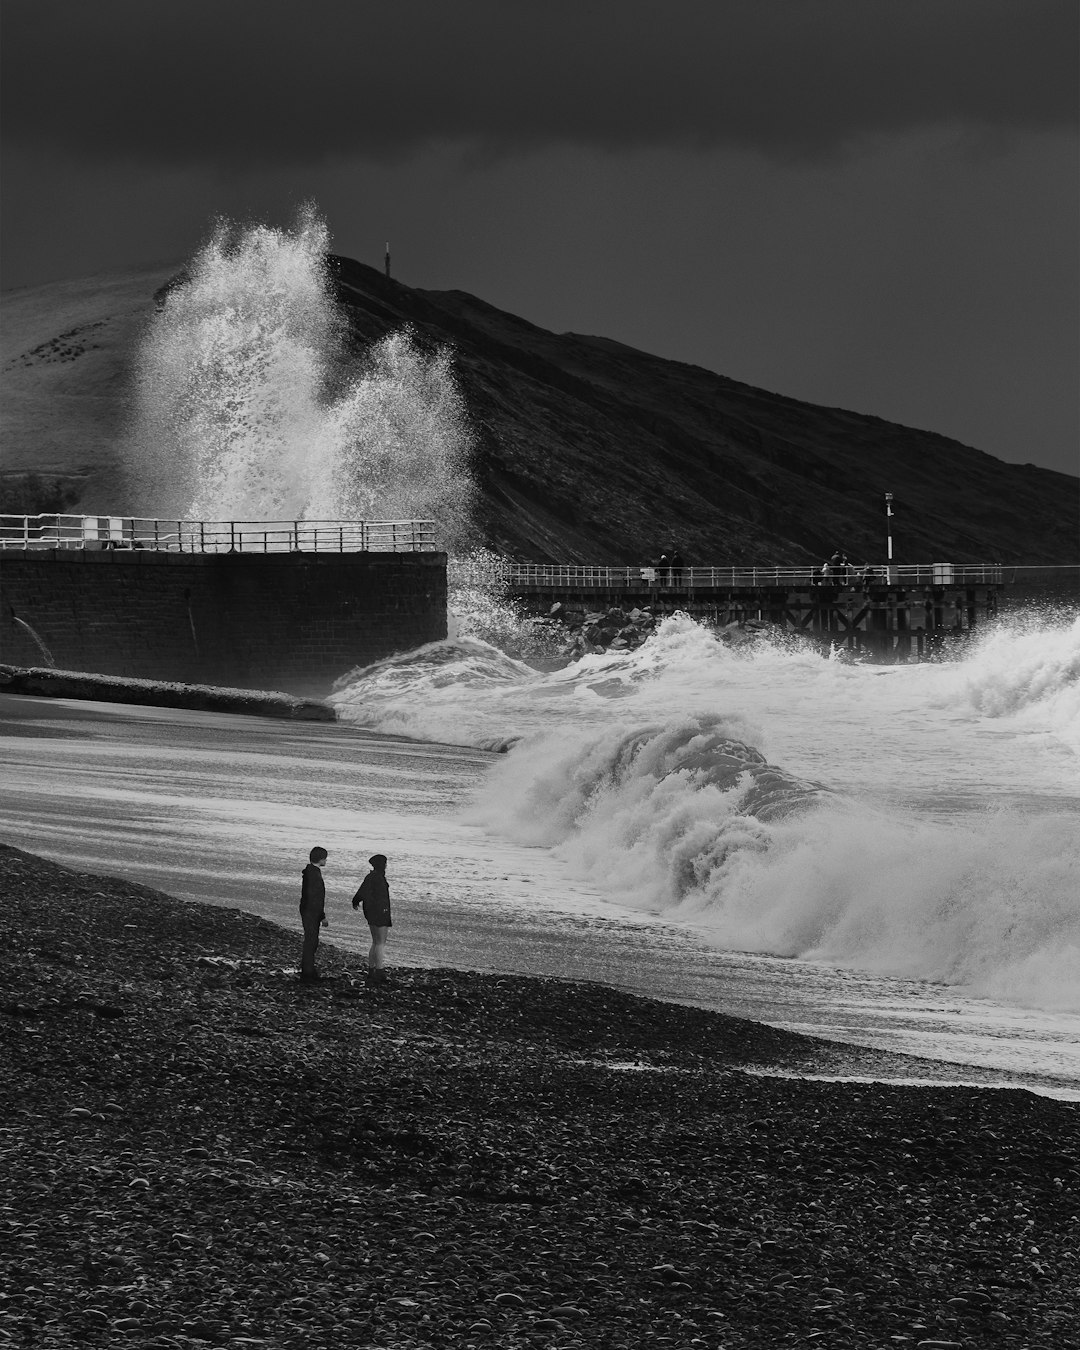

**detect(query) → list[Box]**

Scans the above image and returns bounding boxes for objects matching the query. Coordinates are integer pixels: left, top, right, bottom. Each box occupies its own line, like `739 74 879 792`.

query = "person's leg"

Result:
300 915 320 979
367 921 388 973
367 920 379 970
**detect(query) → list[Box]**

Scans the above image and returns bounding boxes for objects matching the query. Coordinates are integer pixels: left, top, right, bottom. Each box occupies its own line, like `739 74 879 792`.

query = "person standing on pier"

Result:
669 545 685 588
353 853 392 984
299 846 329 982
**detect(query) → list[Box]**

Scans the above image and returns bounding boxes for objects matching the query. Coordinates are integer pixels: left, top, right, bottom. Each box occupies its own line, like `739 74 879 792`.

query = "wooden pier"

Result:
504 564 1004 662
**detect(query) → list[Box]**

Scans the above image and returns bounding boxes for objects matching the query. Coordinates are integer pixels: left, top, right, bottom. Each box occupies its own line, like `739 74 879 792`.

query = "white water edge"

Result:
2 676 1077 1103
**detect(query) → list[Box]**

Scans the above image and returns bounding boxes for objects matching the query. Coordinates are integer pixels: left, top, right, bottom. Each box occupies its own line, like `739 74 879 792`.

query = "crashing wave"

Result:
125 206 474 550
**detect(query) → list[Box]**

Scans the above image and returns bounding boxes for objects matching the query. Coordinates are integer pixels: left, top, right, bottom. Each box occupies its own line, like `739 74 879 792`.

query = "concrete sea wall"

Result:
0 549 447 695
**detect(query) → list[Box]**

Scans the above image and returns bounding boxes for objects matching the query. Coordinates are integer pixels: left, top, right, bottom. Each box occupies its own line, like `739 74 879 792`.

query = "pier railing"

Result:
2 519 1061 583
0 514 438 553
501 563 1008 588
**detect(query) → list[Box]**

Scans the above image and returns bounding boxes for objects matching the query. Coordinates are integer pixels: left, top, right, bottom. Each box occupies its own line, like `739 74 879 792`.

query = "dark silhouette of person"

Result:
299 846 328 982
353 853 392 983
657 551 670 586
669 546 685 588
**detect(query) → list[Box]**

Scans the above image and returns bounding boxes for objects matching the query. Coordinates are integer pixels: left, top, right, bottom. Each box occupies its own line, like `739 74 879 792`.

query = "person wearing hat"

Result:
353 853 392 983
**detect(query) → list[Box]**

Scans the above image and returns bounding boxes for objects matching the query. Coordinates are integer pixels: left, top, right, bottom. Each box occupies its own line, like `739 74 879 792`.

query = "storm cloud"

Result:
3 0 1075 166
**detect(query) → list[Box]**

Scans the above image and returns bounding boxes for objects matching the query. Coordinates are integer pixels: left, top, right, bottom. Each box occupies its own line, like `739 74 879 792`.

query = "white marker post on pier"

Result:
884 492 894 583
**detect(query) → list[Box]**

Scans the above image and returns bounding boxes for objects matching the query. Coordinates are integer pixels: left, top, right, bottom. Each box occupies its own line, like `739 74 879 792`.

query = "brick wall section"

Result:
0 549 447 695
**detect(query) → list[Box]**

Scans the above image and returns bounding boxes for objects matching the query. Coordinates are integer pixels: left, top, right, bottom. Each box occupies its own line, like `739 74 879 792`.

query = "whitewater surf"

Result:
331 612 1080 1018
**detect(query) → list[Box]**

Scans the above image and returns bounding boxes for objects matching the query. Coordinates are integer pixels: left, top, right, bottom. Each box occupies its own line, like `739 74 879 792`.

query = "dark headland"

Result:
3 843 1077 1349
2 258 1077 566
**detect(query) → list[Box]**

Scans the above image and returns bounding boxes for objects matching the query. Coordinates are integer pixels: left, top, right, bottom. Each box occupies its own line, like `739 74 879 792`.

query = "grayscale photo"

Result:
2 2 1077 1346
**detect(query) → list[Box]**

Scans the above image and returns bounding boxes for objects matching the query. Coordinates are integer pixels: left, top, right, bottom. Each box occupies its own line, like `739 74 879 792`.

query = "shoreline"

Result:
3 686 1076 1102
2 843 1077 1348
0 664 335 720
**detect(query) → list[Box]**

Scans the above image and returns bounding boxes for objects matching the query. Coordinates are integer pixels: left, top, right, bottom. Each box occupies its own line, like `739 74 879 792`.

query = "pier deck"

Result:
505 565 1004 662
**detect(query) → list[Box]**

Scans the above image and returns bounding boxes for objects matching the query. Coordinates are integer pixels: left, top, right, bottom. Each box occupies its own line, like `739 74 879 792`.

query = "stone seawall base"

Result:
0 549 447 695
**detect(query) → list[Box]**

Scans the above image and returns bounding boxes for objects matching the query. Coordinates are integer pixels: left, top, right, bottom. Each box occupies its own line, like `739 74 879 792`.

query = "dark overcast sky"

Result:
3 0 1077 476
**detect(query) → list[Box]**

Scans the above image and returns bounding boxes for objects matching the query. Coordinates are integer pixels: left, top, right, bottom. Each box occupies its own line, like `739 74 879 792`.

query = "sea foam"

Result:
333 612 1080 1012
468 718 1080 1013
944 614 1080 753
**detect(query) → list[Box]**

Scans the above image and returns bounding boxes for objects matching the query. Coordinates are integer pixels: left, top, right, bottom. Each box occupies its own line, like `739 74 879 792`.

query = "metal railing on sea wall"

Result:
0 515 438 553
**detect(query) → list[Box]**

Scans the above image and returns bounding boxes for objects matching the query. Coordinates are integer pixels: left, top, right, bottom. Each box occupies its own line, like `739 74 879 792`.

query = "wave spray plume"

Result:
125 207 474 549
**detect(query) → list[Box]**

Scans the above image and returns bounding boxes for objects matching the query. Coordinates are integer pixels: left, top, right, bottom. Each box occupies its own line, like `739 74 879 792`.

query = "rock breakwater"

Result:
547 602 775 658
0 665 335 720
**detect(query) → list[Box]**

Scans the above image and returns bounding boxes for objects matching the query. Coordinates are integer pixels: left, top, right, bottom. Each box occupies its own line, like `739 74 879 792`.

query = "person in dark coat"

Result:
669 545 685 588
353 853 392 982
299 846 328 982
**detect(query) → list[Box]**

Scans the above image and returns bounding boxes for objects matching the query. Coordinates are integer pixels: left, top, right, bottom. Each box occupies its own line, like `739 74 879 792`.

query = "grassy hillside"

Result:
1 265 177 512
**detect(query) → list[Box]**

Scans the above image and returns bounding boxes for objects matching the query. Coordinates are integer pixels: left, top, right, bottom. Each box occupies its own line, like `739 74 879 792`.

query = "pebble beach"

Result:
2 842 1077 1349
